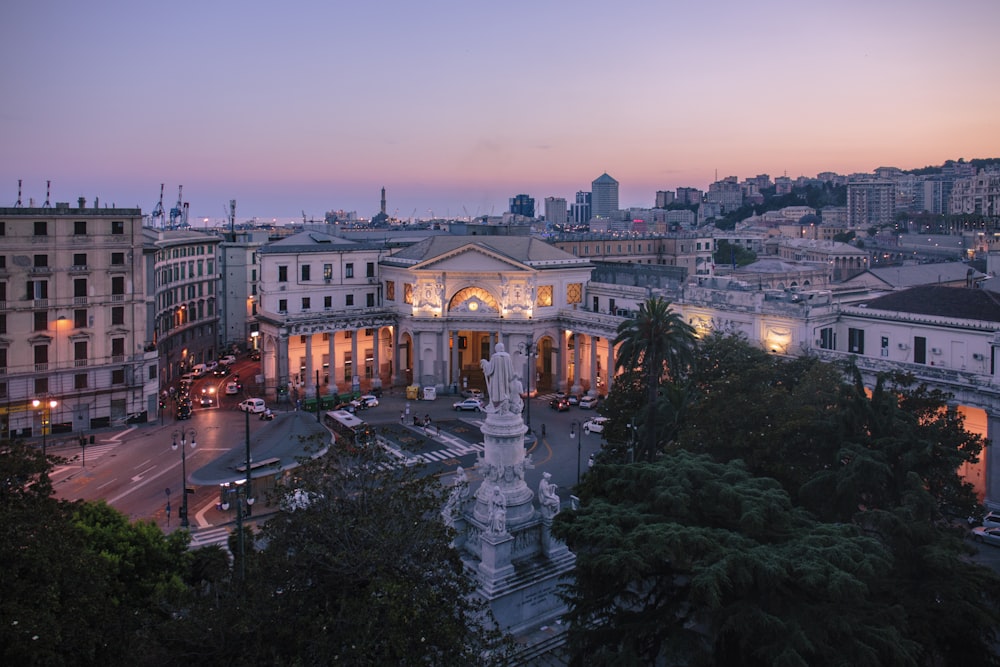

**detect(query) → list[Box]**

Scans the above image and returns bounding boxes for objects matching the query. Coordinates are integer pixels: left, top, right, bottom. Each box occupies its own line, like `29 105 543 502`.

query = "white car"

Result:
973 526 1000 547
583 416 609 434
219 354 237 366
225 381 240 395
453 398 483 412
579 395 599 409
238 398 266 413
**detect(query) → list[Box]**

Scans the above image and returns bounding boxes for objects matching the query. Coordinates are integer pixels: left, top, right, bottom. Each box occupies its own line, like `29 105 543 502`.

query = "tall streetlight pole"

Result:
569 419 581 485
244 409 252 517
221 480 254 582
32 398 58 457
517 339 541 432
172 428 196 528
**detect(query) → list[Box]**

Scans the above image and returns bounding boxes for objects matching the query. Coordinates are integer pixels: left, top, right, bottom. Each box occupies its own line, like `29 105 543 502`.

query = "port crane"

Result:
169 185 189 228
150 184 165 228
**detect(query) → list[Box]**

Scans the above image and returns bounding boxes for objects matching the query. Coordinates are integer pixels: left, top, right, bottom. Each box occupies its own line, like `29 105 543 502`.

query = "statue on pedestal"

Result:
488 485 507 535
538 472 560 518
480 343 514 414
442 466 470 525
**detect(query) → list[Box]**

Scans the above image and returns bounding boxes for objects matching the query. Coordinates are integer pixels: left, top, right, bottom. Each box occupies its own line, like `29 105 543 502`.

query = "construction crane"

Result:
150 184 165 228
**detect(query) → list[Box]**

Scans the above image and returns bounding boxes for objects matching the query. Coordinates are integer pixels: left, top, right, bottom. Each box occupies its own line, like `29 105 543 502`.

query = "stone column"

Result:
571 332 582 395
304 335 314 397
351 329 359 392
606 337 615 393
327 331 337 396
589 335 598 394
277 328 290 396
474 411 534 529
372 327 382 390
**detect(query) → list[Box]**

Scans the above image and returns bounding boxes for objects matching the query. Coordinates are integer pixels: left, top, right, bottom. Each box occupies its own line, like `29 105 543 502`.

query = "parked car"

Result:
972 526 1000 547
579 395 599 409
453 398 483 412
204 360 218 372
982 512 1000 528
238 398 266 413
583 416 609 434
549 397 570 412
225 381 240 395
567 394 580 406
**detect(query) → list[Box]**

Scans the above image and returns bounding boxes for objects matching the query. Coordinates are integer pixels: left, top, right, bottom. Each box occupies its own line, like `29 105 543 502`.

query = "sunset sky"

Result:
3 0 998 223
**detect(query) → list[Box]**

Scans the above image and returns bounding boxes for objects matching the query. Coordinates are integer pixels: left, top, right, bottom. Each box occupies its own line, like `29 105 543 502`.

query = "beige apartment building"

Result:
0 201 157 438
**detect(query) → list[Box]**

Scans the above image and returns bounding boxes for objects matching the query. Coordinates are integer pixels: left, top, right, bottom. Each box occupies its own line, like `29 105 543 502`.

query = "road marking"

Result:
131 465 156 482
188 526 232 550
97 479 116 490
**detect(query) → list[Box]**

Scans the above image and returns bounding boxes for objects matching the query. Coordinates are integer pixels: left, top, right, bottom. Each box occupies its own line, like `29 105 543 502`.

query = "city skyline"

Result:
3 1 999 222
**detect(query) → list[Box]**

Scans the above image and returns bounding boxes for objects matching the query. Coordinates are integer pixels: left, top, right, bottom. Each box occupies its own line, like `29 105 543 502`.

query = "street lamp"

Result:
221 480 255 582
171 428 197 528
517 339 542 432
569 419 581 485
32 397 58 457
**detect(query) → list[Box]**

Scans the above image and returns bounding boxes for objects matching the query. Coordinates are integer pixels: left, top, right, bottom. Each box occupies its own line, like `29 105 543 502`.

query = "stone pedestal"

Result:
448 392 575 636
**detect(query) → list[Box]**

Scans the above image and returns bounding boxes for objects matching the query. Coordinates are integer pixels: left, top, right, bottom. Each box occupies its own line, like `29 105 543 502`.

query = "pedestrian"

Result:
400 411 405 424
541 423 546 437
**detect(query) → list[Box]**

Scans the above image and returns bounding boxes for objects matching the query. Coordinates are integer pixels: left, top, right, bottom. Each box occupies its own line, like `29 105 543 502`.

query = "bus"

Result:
323 409 375 450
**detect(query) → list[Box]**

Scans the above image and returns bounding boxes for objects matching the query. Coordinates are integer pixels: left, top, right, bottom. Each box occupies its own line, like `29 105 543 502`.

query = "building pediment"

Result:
411 246 532 273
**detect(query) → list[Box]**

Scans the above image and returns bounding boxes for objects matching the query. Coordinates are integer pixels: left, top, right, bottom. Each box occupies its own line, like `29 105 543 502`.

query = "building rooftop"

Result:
861 285 1000 322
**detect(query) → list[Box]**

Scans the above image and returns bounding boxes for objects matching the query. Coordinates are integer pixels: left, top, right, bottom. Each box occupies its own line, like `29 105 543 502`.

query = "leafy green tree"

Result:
178 441 510 665
681 333 847 496
613 296 696 461
555 451 916 666
713 239 756 268
570 337 1000 665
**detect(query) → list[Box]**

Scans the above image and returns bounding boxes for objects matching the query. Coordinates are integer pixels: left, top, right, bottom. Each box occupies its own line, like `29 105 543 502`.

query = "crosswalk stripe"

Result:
189 527 232 549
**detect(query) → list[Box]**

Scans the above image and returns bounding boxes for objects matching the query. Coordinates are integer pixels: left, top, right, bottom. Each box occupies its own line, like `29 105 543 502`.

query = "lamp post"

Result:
172 428 196 528
32 398 58 457
517 339 542 432
221 480 255 582
569 419 581 485
244 408 252 517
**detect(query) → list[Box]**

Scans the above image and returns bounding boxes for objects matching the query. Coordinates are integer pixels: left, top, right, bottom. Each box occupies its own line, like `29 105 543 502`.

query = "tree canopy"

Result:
560 334 1000 665
613 296 696 461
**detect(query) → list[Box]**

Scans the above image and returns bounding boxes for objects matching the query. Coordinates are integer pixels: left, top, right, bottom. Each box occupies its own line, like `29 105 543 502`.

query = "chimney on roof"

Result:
78 197 86 209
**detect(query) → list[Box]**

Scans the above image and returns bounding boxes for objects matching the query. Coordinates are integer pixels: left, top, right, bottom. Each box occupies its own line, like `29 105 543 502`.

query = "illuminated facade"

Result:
0 202 156 437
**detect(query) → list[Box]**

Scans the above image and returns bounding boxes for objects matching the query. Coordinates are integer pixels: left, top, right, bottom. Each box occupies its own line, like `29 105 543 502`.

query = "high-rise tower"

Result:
591 173 619 218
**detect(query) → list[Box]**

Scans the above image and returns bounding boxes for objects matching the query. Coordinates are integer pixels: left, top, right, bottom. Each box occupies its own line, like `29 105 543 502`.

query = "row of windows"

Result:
159 282 213 309
278 293 376 312
7 306 128 333
4 220 129 236
0 252 127 270
0 337 126 369
19 277 127 300
155 245 215 262
0 368 132 399
278 261 375 282
159 259 215 284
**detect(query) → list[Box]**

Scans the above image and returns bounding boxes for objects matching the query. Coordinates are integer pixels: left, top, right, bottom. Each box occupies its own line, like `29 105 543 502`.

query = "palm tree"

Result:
614 296 696 461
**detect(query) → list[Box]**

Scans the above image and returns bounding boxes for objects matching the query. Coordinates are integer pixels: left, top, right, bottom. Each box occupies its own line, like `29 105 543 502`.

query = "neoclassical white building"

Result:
254 233 617 403
251 230 1000 510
